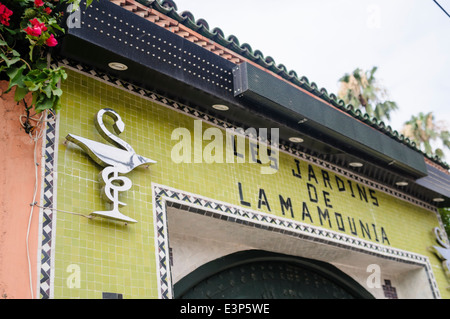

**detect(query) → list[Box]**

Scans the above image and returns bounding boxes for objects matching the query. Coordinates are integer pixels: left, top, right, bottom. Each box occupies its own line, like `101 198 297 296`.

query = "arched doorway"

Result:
174 250 374 299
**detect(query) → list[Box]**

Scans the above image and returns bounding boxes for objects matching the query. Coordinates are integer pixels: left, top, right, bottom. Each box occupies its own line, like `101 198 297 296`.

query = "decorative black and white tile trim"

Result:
152 183 442 299
37 111 60 299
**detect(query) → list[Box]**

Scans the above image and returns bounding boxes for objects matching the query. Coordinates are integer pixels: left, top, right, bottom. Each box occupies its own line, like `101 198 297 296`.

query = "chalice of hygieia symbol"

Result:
66 108 156 224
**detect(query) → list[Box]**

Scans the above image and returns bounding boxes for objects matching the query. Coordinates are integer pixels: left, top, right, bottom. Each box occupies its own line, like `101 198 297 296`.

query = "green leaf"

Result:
6 64 27 92
6 65 26 80
47 17 57 25
26 69 49 82
0 53 20 67
42 85 52 98
35 95 55 113
31 91 39 106
34 59 48 70
23 8 37 20
4 27 17 35
29 44 35 61
68 0 81 11
53 96 62 113
51 23 65 33
14 86 29 102
52 87 63 96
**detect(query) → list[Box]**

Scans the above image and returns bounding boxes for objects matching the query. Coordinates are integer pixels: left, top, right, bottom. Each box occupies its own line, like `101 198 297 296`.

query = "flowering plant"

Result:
0 0 91 128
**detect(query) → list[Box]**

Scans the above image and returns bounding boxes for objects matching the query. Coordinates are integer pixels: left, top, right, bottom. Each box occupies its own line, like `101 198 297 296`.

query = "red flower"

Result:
44 7 52 15
34 0 45 7
30 18 47 32
45 34 57 47
0 2 13 26
24 18 47 37
25 26 42 36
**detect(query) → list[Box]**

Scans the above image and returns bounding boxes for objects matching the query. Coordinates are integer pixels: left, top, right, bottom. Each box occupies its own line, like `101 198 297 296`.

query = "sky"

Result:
173 0 450 160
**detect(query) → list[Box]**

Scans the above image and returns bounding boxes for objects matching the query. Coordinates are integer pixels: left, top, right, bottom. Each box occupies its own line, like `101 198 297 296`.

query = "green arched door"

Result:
175 250 373 299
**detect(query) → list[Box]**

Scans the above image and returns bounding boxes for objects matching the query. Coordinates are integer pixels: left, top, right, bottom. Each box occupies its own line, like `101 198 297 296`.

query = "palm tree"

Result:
439 208 450 240
338 66 398 122
401 112 450 159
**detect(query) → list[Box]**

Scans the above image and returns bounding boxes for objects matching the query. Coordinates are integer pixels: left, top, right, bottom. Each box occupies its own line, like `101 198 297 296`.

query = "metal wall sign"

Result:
430 227 450 289
66 108 156 223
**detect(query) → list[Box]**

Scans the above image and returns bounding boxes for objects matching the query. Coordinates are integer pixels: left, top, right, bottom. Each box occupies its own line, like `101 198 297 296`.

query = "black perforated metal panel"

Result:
65 0 235 99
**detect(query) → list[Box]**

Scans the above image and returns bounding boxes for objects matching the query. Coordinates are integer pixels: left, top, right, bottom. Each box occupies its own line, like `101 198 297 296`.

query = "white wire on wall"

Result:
21 110 48 300
21 108 93 299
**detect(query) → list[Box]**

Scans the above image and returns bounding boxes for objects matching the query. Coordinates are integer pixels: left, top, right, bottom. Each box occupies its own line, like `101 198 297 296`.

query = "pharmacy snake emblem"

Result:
66 108 156 223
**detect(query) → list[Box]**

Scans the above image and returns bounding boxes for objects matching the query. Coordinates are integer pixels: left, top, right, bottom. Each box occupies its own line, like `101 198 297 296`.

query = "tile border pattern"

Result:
37 111 60 299
152 183 441 299
36 57 444 298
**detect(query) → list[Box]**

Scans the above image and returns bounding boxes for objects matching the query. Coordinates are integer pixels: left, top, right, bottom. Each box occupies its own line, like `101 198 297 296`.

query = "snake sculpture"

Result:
66 108 156 223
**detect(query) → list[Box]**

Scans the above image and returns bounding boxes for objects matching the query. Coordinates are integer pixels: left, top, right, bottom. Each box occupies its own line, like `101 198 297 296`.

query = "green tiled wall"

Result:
54 69 449 298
